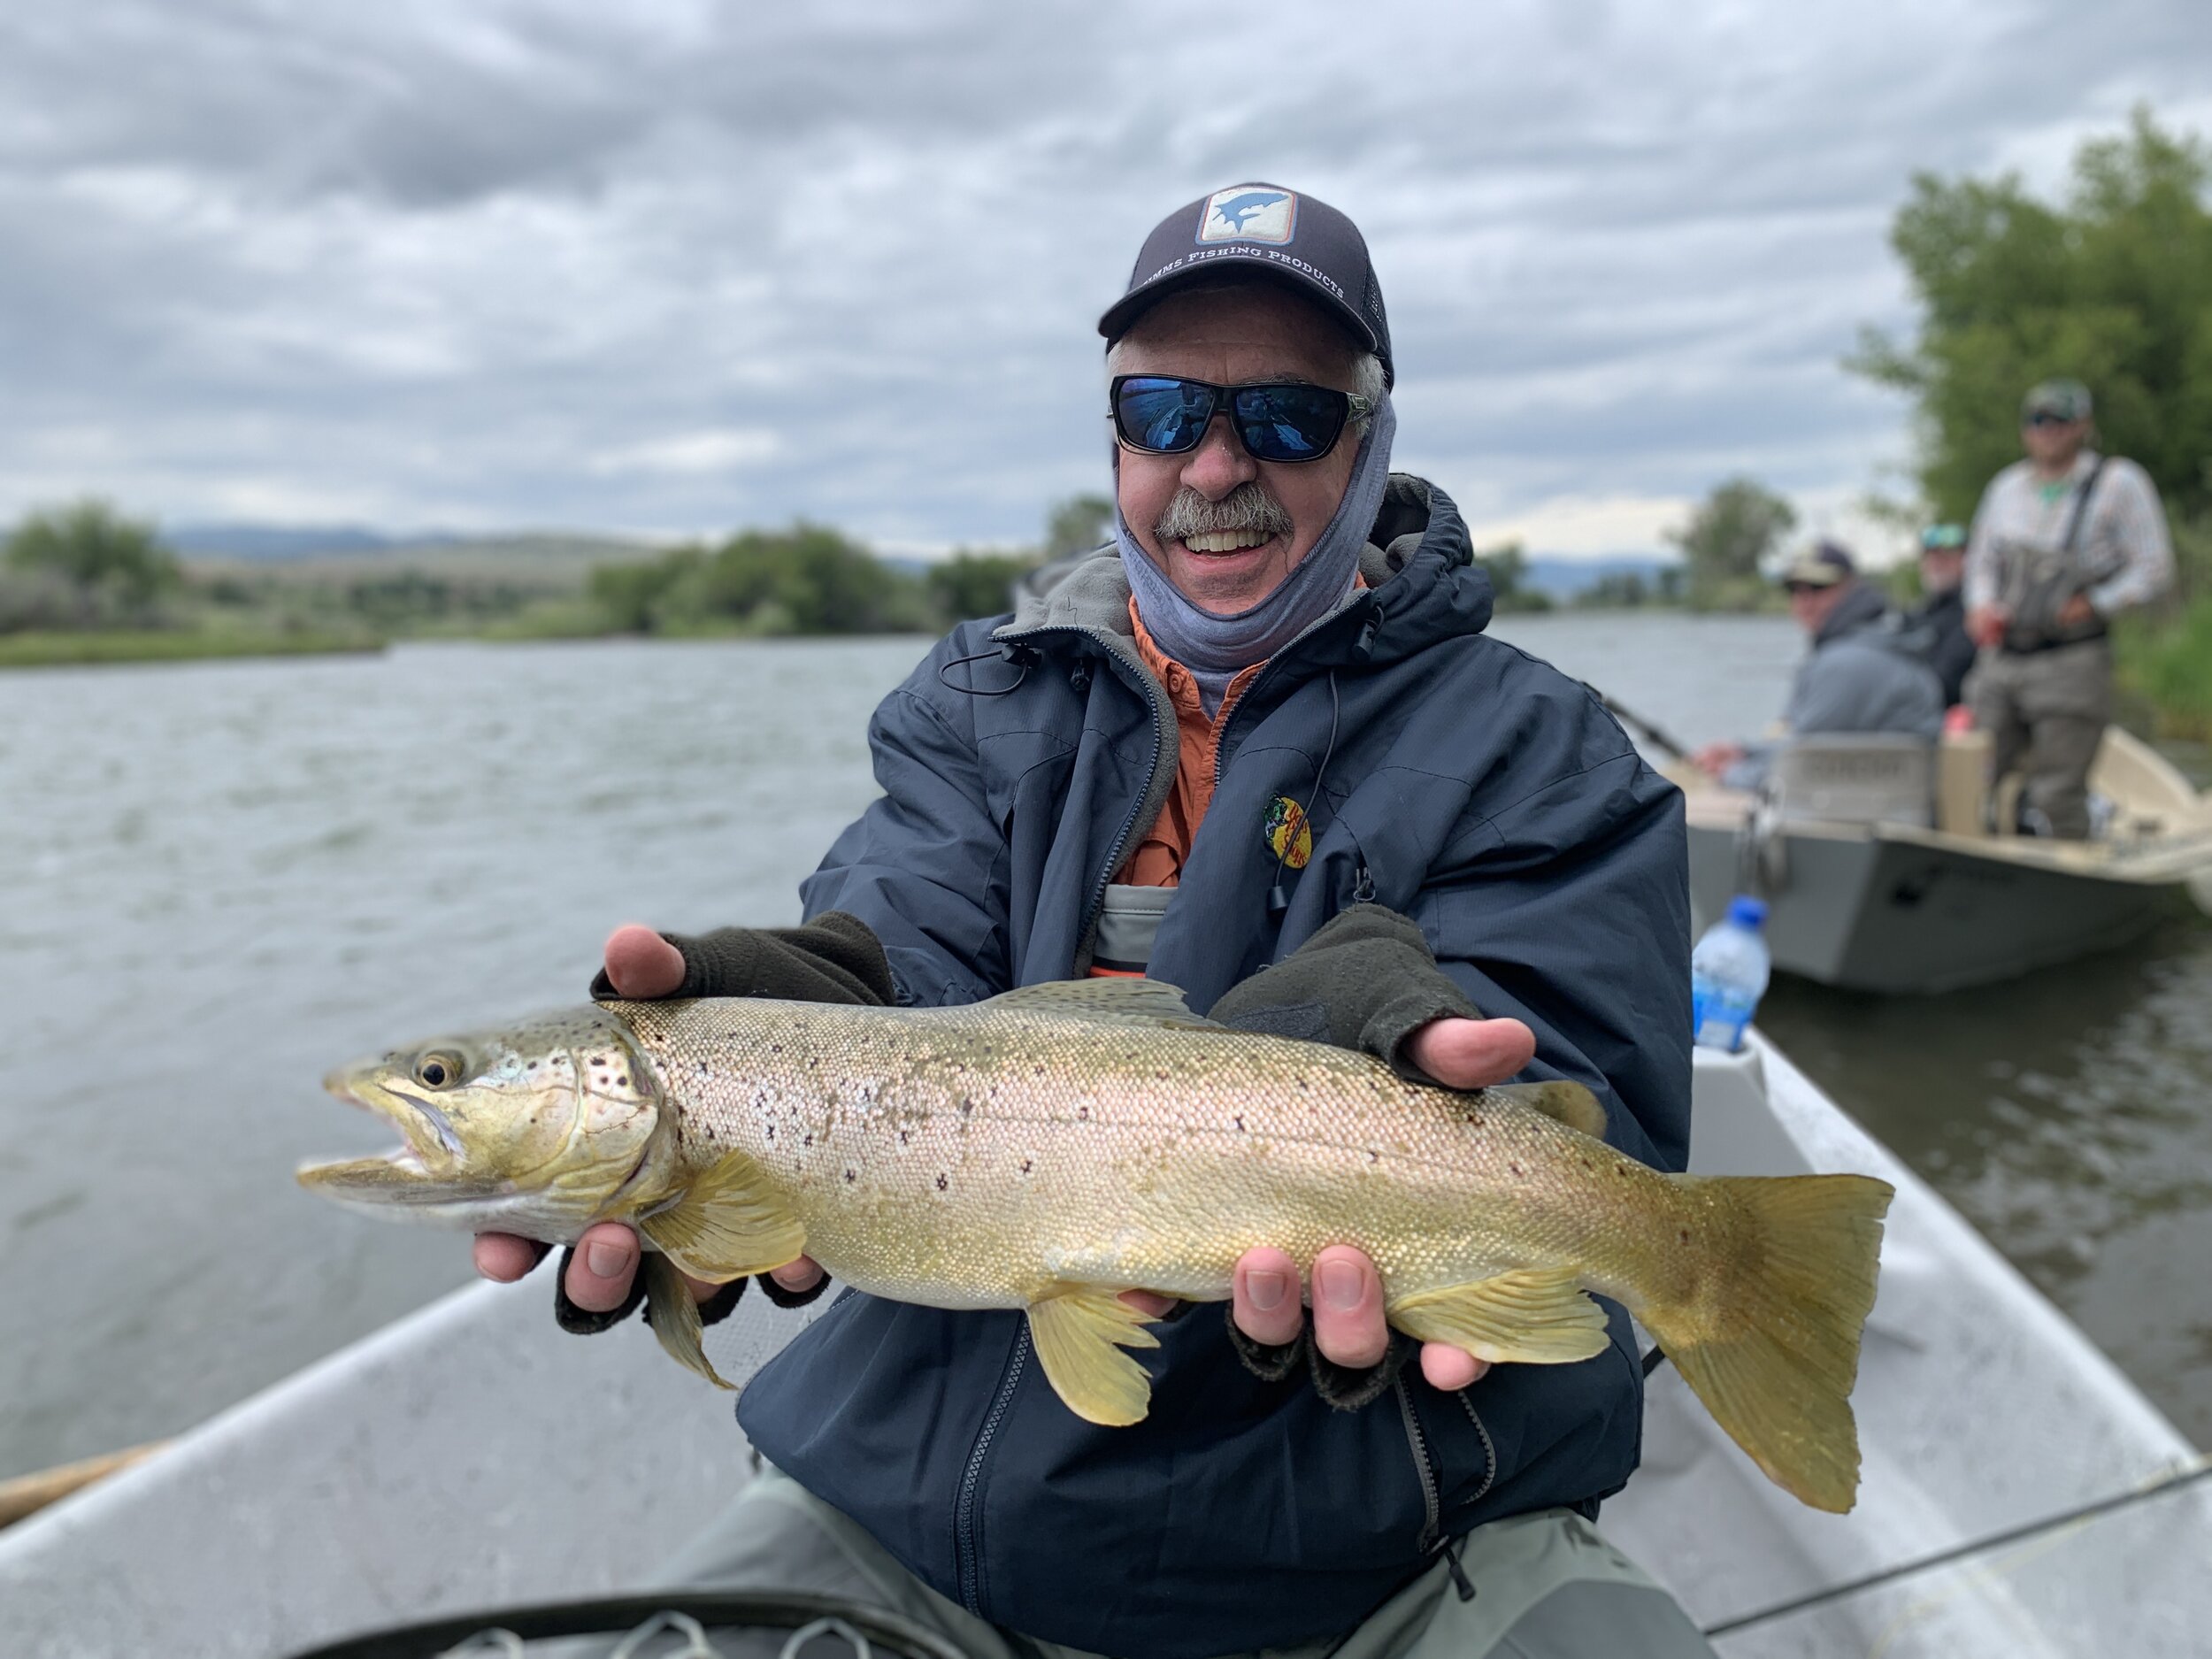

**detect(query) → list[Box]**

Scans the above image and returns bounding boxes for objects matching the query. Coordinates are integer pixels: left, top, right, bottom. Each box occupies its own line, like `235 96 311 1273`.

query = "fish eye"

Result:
414 1051 465 1089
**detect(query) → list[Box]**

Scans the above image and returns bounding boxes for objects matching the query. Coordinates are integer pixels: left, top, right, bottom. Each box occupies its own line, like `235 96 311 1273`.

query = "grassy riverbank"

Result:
0 628 381 669
2118 597 2212 741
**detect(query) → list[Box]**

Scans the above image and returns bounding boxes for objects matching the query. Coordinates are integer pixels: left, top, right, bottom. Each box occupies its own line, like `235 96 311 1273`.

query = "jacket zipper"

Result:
995 622 1179 955
1393 1374 1441 1551
1455 1389 1498 1504
955 1321 1031 1614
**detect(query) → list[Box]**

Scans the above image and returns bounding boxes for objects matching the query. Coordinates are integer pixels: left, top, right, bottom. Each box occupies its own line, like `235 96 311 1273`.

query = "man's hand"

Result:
1690 741 1745 780
1967 603 2010 649
2055 593 2098 629
472 923 826 1308
1126 1013 1535 1393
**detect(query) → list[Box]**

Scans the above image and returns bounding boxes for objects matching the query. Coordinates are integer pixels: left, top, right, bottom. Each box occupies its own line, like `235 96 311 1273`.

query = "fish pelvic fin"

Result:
1488 1080 1608 1141
634 1148 806 1282
642 1253 735 1390
1386 1267 1611 1364
1641 1172 1894 1514
1025 1286 1163 1427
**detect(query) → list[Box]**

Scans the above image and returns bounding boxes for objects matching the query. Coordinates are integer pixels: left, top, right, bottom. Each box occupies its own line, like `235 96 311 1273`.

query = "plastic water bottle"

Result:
1691 896 1770 1054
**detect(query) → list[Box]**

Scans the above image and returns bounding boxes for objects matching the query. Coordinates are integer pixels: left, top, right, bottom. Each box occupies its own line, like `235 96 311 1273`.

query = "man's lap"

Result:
606 1466 1715 1659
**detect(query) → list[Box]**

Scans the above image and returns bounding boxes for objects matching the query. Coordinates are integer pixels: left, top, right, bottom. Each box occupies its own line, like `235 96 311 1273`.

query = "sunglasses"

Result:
1110 375 1371 464
2023 411 2078 428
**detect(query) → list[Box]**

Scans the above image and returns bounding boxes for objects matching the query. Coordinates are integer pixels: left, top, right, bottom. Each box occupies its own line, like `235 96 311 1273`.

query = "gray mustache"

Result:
1154 483 1294 545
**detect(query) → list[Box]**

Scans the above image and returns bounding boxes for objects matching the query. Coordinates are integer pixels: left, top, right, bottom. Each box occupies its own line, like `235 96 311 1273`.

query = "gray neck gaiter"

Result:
1118 395 1396 717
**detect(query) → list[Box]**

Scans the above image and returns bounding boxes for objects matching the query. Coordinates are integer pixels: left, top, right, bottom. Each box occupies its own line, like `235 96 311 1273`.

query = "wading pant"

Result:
1969 638 2112 840
612 1464 1718 1659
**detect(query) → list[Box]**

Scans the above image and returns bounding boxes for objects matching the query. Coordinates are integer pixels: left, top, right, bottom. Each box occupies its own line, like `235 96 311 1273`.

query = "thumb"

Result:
1405 1016 1536 1091
604 925 687 999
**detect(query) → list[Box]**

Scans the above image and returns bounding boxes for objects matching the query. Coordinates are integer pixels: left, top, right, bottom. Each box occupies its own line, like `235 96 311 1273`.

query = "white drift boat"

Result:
2 1040 2206 1656
1678 726 2212 994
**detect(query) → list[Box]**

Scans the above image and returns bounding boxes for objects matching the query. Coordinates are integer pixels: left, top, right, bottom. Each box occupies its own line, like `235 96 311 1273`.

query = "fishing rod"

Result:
1594 690 1690 761
1702 1456 2212 1640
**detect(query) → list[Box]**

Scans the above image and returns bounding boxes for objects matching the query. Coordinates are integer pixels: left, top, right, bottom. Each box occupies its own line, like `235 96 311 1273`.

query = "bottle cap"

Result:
1725 895 1769 930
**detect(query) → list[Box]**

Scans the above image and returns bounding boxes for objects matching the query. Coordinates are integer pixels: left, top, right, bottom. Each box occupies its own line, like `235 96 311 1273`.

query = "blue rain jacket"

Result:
737 476 1691 1658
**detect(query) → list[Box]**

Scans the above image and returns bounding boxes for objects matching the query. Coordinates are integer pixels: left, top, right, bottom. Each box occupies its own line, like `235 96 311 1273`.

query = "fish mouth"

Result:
297 1066 477 1198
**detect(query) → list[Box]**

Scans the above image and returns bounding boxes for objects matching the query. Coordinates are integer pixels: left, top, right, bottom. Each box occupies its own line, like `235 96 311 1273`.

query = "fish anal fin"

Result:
1025 1286 1163 1426
635 1148 806 1281
1489 1081 1608 1141
982 979 1222 1030
1387 1267 1610 1364
643 1253 736 1389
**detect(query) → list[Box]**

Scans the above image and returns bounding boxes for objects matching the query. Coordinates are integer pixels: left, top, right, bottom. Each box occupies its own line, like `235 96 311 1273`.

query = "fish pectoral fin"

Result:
634 1149 807 1282
1488 1080 1608 1141
1386 1267 1611 1364
1025 1286 1164 1427
642 1253 736 1390
980 979 1224 1030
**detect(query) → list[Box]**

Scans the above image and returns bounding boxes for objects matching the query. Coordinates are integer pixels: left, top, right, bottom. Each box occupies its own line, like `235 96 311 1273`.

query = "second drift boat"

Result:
1676 726 2212 994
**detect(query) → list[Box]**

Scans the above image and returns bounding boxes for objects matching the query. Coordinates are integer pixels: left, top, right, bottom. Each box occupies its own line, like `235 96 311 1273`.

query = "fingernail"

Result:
1319 1259 1364 1310
1245 1269 1287 1312
585 1239 631 1280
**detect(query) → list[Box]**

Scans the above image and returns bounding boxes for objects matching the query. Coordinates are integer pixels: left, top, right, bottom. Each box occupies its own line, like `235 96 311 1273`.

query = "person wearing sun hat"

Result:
1962 378 2173 837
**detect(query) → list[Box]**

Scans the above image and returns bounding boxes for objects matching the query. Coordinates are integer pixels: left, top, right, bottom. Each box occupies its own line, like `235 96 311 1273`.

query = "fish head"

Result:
299 1006 664 1237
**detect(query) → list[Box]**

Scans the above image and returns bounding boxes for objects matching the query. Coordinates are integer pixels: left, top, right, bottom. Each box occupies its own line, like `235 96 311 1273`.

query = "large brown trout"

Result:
301 979 1892 1511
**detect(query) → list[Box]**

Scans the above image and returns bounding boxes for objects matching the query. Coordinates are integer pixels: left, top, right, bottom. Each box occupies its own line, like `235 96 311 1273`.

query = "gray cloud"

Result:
1 0 2208 552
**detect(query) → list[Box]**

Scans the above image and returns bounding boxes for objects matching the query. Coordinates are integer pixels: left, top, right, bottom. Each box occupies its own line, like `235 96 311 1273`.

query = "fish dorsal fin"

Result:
1490 1080 1608 1141
981 979 1224 1030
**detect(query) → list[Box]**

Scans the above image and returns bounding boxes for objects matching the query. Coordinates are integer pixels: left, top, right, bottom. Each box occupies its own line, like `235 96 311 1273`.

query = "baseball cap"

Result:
1779 541 1856 589
2022 379 2093 422
1097 184 1394 388
1919 523 1967 552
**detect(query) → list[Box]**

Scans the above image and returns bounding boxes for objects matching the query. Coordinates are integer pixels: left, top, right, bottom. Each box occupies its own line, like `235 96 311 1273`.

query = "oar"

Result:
1595 691 1689 761
0 1440 167 1529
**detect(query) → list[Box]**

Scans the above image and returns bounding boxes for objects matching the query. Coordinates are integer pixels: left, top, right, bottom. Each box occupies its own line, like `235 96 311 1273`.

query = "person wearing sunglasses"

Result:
1962 380 2173 837
481 185 1706 1659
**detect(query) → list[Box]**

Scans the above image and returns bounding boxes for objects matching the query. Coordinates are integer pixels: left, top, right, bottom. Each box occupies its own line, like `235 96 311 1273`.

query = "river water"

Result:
4 616 2208 1486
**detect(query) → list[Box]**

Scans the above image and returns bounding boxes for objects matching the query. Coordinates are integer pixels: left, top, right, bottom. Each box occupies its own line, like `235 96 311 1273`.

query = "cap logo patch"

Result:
1199 187 1296 246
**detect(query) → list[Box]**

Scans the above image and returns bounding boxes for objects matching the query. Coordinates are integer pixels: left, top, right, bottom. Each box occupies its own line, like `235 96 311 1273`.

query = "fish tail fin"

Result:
1640 1172 1893 1513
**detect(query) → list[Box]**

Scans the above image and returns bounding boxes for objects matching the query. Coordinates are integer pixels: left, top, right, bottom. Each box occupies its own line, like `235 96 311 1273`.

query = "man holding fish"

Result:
460 187 1733 1656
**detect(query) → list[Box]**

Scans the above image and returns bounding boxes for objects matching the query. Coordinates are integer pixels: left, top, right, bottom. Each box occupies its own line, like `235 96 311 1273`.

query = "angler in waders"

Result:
1964 380 2174 839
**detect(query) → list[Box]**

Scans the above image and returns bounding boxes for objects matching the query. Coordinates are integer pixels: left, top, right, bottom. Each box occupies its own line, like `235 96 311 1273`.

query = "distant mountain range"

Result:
1519 556 1678 601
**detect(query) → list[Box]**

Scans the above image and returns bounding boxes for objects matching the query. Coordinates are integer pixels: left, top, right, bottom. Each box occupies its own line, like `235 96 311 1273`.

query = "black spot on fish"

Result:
615 1076 627 1087
771 1044 783 1055
1156 1069 1169 1081
1233 1115 1245 1133
1367 1149 1379 1164
845 1169 856 1183
936 1173 949 1191
1509 1162 1524 1178
1019 1159 1032 1174
1678 1229 1691 1243
960 1097 973 1115
803 1133 814 1147
1077 1104 1090 1120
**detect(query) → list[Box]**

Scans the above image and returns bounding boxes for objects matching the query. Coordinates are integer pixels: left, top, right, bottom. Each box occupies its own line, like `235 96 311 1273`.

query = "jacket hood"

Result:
998 473 1494 668
1813 580 1893 647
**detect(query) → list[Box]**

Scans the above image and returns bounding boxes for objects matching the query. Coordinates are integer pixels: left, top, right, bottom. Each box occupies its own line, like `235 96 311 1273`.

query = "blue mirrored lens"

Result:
1116 378 1217 453
1233 385 1342 461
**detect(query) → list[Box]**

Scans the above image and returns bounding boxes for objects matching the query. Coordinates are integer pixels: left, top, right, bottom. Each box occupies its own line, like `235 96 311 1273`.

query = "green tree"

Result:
1044 494 1115 561
927 552 1035 623
4 498 180 626
1667 480 1796 612
1471 540 1553 613
1851 107 2212 534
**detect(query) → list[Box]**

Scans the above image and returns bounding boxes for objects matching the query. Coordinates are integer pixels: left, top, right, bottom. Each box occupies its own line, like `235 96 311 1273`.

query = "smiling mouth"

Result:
1180 530 1276 555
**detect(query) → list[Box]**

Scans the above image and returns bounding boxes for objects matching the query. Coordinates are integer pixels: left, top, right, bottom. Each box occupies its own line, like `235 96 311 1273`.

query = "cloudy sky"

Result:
3 1 2208 560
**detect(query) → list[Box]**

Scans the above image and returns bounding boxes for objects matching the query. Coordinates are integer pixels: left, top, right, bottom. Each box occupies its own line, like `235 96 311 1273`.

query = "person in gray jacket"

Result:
1694 541 1944 791
473 184 1709 1659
